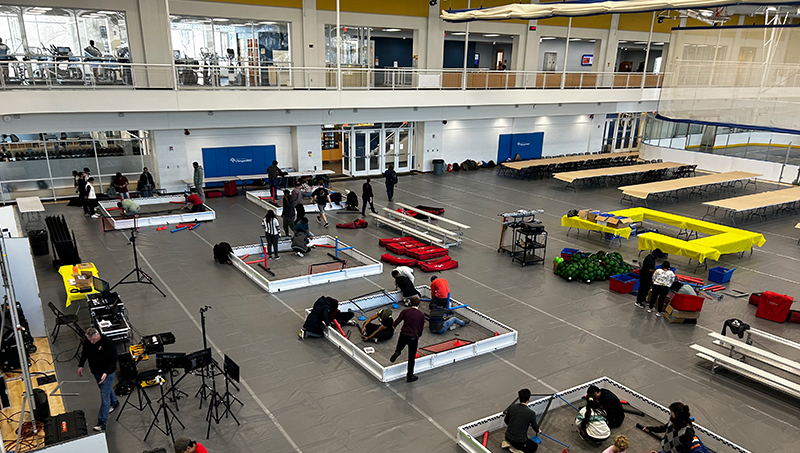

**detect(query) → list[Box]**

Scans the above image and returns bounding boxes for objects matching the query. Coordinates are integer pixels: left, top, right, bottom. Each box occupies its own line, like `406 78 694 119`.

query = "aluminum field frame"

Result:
229 235 383 293
98 195 215 230
246 189 347 216
313 286 518 382
456 376 752 453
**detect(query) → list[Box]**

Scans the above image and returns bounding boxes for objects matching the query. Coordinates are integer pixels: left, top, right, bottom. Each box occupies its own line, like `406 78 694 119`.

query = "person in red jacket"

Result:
390 296 425 382
174 437 208 453
181 192 204 212
430 276 450 308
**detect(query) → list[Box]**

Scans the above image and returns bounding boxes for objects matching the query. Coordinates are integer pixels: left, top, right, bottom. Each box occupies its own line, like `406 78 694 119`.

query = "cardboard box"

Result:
73 275 92 289
77 263 94 270
607 217 633 229
578 209 591 220
587 211 601 222
595 215 610 226
665 305 700 324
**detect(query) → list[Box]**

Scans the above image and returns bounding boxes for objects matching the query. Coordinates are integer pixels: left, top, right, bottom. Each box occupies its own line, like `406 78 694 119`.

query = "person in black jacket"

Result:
138 167 155 197
587 385 625 428
502 388 540 452
281 190 296 236
78 328 119 432
299 296 335 339
392 270 420 303
361 177 377 216
383 164 397 201
643 402 695 453
635 248 664 309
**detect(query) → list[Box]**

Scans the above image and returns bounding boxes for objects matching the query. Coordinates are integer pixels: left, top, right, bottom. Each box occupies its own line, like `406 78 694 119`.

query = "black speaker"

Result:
32 388 50 421
28 229 49 256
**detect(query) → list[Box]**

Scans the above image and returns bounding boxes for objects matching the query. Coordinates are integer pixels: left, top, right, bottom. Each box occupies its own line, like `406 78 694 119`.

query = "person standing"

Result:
383 164 398 201
312 186 330 228
77 328 119 432
174 437 209 453
262 210 281 260
138 167 155 197
72 170 80 193
361 177 377 216
390 296 425 382
112 172 130 199
502 388 540 453
0 38 11 82
192 161 205 202
292 181 305 222
267 160 283 200
649 261 676 317
430 276 450 308
635 249 664 309
85 177 99 218
76 170 87 199
281 189 296 236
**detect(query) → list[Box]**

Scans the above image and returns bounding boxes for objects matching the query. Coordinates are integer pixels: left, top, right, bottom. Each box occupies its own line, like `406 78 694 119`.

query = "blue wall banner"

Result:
202 145 276 181
497 132 543 162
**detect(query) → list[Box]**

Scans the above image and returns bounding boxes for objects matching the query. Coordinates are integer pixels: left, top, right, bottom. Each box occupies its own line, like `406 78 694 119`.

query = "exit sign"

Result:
529 26 537 31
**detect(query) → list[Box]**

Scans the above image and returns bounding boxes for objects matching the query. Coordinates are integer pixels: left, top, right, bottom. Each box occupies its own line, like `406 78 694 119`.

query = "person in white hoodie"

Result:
262 210 281 260
85 177 99 218
649 261 676 317
576 396 610 444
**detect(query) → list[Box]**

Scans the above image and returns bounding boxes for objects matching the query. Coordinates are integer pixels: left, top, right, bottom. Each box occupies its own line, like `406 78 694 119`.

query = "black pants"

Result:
84 198 97 215
386 184 395 201
361 196 375 215
649 284 670 312
636 279 652 305
296 204 306 222
506 437 538 453
191 204 204 212
364 323 394 342
282 216 295 236
266 234 279 257
393 333 418 379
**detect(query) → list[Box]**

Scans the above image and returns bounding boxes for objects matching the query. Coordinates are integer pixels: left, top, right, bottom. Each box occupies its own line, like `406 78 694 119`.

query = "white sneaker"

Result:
656 312 664 317
647 308 653 313
501 441 511 450
635 302 645 309
298 329 306 340
91 214 100 219
296 251 304 257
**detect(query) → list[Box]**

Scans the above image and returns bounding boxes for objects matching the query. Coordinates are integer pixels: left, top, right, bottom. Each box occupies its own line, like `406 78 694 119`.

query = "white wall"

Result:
291 125 323 172
435 114 604 166
0 237 45 337
0 206 21 238
152 127 293 192
538 39 597 72
641 143 800 183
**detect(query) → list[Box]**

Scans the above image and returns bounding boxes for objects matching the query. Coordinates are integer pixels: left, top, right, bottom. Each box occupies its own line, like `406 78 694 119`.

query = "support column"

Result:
137 0 173 87
425 1 444 70
599 14 620 87
301 0 320 68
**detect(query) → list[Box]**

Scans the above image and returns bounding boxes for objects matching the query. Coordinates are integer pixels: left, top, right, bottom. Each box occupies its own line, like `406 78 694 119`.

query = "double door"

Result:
343 127 412 177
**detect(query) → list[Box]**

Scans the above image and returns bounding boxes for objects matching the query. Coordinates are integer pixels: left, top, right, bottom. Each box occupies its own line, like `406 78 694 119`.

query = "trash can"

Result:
28 229 49 256
433 159 445 175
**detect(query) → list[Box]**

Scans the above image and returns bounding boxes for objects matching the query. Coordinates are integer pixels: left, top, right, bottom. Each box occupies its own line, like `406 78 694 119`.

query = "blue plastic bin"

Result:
708 267 735 284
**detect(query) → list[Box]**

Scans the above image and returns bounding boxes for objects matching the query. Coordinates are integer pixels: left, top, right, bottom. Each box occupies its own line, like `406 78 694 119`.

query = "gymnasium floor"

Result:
36 169 800 453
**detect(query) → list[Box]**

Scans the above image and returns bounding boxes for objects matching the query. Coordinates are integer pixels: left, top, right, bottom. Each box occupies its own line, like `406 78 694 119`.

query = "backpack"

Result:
392 173 398 184
453 163 461 171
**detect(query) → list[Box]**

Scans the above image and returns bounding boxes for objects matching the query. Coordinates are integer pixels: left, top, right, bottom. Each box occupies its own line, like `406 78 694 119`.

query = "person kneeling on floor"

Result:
345 189 359 211
587 385 625 428
212 242 233 265
181 192 204 212
294 217 314 240
392 270 420 304
427 304 469 334
117 198 140 217
361 308 395 343
291 230 311 257
642 402 695 453
502 388 540 453
299 295 336 339
576 396 611 445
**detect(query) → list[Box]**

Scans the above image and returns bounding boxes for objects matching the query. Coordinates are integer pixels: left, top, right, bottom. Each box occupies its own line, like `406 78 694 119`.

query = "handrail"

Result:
1 59 666 91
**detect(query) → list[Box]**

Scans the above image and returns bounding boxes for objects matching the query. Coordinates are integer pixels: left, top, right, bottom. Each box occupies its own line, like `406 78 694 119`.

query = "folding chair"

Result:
47 301 83 342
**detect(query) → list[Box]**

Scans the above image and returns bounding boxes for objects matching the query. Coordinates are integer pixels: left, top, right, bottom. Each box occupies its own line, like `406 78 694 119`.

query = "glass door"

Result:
396 129 411 172
342 131 350 174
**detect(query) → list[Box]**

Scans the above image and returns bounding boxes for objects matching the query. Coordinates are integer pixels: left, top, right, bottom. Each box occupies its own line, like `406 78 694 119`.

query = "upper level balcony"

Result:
0 56 663 116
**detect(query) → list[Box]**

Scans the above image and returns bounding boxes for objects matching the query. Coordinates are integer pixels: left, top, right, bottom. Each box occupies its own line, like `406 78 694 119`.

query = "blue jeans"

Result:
386 184 395 200
269 178 279 199
433 317 465 334
94 373 119 424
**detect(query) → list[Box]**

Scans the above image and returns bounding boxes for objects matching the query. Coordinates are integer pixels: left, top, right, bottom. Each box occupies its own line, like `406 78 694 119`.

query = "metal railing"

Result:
1 58 664 91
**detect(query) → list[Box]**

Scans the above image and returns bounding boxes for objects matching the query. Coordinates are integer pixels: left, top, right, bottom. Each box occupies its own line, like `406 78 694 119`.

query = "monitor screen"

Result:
93 276 110 294
581 54 594 66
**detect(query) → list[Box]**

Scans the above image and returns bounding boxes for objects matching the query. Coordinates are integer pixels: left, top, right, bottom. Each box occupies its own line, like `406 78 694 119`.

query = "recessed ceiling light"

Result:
653 42 664 45
451 32 466 36
618 40 627 43
212 18 229 22
259 21 277 25
383 28 401 32
589 39 596 42
569 38 581 41
540 37 556 40
483 34 500 37
634 41 647 44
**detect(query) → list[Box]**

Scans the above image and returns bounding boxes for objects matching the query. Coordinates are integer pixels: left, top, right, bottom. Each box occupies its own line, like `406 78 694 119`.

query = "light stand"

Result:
0 234 39 453
218 355 243 424
144 374 185 443
111 229 166 297
204 366 223 439
195 306 213 407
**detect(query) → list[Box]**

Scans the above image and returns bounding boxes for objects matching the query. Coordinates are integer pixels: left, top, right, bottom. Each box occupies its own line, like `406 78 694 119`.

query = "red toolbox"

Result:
755 291 794 323
669 293 704 312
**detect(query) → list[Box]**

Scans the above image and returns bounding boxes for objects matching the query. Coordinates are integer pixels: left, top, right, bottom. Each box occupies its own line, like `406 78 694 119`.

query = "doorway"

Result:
603 113 646 152
334 123 413 177
543 52 557 72
495 50 505 70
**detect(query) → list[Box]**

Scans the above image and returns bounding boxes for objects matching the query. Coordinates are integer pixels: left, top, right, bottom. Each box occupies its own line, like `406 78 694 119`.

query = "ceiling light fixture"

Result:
569 38 581 41
451 32 466 36
483 34 500 37
382 28 401 32
540 36 556 40
212 18 229 22
634 41 647 44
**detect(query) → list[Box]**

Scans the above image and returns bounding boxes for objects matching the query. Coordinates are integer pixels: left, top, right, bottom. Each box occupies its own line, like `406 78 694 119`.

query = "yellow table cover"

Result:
561 215 633 239
637 233 721 263
58 263 99 307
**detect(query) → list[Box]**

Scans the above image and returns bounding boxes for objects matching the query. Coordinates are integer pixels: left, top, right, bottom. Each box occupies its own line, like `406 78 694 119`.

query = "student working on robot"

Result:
360 308 394 343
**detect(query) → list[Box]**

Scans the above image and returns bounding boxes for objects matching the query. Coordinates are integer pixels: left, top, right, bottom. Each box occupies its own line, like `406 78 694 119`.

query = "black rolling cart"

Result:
510 224 547 267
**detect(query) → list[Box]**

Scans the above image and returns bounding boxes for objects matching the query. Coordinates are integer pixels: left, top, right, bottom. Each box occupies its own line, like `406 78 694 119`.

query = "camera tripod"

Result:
144 374 185 443
195 307 239 409
112 229 166 297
